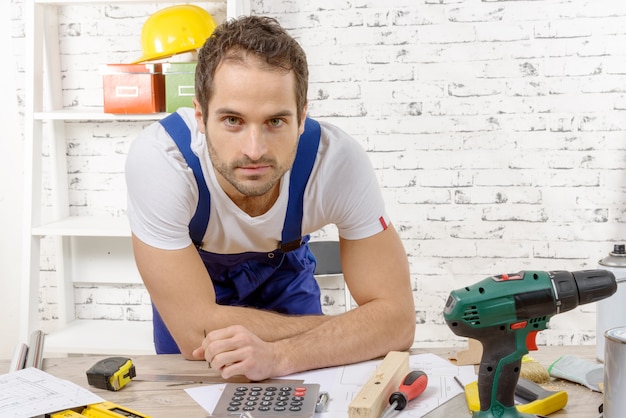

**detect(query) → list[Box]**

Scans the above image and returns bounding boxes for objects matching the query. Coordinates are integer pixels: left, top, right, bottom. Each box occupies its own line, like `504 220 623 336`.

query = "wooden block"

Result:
453 338 483 366
348 351 409 418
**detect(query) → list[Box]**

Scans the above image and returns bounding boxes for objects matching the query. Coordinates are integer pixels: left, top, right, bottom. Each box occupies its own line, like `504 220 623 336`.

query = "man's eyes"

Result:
268 118 284 127
225 116 241 126
222 117 285 127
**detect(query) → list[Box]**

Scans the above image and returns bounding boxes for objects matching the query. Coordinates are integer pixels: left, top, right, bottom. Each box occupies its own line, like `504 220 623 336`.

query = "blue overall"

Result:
152 112 324 354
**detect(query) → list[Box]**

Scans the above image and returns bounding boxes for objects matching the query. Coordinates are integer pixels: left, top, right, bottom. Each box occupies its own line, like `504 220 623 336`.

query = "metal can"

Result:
603 326 626 418
596 244 626 362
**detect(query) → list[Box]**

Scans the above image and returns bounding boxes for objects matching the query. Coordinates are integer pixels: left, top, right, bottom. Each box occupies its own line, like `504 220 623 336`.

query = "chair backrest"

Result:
308 240 352 312
309 240 342 275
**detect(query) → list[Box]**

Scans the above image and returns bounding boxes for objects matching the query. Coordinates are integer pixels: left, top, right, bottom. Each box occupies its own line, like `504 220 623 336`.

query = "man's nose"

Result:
241 125 267 161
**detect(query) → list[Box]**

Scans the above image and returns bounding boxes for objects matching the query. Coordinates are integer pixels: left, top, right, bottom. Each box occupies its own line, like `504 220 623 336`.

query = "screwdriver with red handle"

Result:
379 370 428 418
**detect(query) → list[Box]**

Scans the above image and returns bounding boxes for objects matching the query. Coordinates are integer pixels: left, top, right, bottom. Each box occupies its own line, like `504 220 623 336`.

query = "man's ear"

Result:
192 98 205 134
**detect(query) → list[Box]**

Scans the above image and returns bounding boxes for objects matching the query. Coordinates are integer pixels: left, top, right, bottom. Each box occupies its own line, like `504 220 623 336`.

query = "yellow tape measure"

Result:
86 357 136 391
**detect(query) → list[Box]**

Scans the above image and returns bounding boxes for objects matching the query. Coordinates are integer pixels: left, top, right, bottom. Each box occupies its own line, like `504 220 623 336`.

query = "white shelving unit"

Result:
21 0 250 355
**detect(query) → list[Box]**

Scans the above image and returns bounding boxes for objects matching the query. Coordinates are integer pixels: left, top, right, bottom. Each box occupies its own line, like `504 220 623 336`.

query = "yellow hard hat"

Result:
133 5 216 63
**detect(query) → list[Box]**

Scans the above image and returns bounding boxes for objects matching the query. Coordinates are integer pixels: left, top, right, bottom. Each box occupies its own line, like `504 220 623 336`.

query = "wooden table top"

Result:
1 345 603 417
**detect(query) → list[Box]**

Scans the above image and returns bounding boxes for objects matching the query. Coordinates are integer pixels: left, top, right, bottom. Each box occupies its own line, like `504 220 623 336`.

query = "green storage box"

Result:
163 62 197 112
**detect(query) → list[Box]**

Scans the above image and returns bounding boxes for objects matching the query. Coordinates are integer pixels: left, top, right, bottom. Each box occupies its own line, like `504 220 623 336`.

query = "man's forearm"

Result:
176 303 331 358
270 298 416 377
209 304 332 342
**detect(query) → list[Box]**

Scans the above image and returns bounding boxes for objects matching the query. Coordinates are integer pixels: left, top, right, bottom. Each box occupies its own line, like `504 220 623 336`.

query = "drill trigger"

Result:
526 331 539 351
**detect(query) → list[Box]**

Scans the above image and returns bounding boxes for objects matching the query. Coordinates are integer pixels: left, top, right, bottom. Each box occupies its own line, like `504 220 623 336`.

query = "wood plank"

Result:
348 351 409 418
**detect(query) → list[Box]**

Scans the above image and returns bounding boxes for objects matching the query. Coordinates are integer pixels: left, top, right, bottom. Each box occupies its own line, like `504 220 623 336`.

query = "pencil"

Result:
203 329 211 369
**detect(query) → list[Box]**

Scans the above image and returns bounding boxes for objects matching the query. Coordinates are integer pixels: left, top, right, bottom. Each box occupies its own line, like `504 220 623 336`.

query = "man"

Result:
125 15 415 381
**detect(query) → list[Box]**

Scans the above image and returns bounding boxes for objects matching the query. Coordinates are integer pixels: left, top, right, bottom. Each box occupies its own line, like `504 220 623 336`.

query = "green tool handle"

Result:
475 331 536 418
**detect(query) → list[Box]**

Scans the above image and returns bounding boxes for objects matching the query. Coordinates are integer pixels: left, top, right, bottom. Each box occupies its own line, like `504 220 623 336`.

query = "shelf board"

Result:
44 319 156 356
32 216 131 237
34 109 169 122
35 0 220 4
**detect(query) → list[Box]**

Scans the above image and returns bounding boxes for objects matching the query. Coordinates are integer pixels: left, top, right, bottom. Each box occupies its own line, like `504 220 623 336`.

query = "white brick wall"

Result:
10 0 626 349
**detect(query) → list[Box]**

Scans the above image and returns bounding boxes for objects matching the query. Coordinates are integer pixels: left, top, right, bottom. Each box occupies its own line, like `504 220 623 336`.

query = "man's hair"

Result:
195 16 309 126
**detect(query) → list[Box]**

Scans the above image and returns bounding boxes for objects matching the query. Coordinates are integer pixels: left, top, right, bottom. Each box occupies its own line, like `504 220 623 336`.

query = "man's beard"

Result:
207 135 296 198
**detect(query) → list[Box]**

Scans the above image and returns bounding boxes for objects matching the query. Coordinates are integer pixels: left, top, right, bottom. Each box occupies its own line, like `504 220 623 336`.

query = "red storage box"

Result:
103 63 165 114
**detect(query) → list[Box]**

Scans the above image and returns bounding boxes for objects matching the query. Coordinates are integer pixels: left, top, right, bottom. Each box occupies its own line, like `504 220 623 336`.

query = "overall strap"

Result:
160 113 321 252
159 112 210 247
279 117 321 252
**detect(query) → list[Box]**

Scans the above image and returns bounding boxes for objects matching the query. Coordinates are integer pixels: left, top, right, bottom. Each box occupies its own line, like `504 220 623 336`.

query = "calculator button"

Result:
215 383 320 417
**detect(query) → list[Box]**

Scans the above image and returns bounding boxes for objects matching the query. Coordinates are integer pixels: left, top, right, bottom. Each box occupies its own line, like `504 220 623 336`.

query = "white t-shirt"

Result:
125 108 389 254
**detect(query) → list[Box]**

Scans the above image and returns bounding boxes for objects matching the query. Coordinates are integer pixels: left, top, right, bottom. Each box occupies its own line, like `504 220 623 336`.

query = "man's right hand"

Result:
193 325 283 380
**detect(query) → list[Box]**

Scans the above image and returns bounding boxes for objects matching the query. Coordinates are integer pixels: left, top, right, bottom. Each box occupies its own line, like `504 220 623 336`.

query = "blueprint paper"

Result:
316 353 475 417
186 353 476 417
0 367 104 418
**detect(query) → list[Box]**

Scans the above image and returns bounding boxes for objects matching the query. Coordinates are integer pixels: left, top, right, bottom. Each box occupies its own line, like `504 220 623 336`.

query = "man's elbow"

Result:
397 317 416 351
178 341 202 361
394 303 416 351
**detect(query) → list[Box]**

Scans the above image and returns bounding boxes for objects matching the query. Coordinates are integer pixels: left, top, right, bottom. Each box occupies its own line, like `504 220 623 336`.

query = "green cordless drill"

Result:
443 270 616 418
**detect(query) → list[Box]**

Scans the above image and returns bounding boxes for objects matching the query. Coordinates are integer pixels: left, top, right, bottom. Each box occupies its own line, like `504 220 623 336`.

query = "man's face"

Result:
194 55 306 200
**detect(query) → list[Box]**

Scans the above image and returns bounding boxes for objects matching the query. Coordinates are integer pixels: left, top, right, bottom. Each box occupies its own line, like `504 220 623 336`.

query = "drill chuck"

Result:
552 270 617 313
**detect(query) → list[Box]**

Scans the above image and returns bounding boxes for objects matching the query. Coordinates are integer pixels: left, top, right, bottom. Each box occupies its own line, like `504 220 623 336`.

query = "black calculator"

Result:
212 382 321 417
